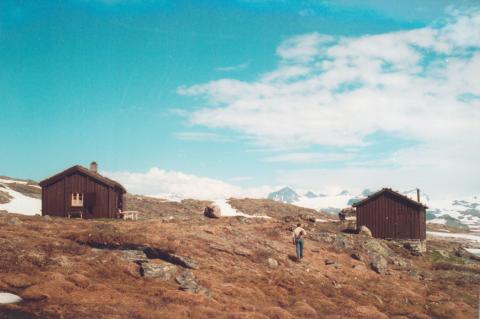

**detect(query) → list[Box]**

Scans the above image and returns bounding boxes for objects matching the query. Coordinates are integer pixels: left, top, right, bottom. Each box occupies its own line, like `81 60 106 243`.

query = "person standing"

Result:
292 223 307 261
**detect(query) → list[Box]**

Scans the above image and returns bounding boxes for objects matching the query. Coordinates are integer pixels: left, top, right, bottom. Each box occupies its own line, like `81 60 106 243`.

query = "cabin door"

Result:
396 208 411 239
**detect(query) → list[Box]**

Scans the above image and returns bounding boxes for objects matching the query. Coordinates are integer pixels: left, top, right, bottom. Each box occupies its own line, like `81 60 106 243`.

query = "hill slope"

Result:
0 208 478 318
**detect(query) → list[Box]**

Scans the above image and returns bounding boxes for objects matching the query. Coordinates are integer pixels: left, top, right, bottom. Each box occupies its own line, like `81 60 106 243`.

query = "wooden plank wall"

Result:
357 193 426 240
42 172 123 219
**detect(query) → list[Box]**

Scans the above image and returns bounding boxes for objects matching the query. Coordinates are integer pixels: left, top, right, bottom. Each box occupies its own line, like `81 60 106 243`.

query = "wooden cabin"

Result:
353 188 427 240
39 162 126 219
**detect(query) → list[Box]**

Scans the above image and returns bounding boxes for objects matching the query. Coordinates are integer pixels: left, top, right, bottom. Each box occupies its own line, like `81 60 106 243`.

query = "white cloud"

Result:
178 8 480 196
264 152 354 163
216 62 250 72
105 167 274 200
174 131 231 142
276 33 335 62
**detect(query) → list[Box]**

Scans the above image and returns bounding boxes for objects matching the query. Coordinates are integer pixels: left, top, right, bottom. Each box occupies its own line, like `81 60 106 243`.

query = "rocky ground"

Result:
0 199 479 319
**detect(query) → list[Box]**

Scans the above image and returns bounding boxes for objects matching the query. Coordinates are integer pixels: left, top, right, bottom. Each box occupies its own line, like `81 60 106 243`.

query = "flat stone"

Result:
142 262 177 280
324 259 336 265
233 247 252 257
121 250 149 264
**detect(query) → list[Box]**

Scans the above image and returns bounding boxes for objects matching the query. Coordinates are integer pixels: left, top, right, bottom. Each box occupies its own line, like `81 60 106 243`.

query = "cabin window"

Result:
71 193 84 207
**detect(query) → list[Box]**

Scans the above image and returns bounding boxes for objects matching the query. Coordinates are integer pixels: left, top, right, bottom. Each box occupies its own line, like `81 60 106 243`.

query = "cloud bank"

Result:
105 168 274 200
178 8 480 196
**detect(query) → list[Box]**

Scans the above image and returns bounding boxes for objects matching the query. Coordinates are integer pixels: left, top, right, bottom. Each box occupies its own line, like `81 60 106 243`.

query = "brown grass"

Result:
0 209 477 319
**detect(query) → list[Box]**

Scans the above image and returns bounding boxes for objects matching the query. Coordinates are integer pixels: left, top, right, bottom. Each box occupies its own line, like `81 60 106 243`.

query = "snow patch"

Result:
0 178 28 185
0 292 22 304
465 248 480 256
0 185 41 216
427 231 480 242
213 199 270 218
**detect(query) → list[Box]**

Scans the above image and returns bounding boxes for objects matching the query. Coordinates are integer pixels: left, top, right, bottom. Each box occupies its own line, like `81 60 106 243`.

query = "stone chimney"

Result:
90 161 98 173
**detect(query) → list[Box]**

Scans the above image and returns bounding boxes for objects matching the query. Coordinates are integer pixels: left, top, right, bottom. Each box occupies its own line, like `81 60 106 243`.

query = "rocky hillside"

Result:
0 206 479 318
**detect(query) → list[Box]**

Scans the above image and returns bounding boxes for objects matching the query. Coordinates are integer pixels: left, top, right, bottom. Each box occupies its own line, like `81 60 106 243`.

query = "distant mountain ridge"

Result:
267 187 480 232
267 187 299 203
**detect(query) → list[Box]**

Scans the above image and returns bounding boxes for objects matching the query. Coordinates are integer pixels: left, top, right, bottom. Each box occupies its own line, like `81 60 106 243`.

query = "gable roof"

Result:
352 188 428 209
39 165 126 193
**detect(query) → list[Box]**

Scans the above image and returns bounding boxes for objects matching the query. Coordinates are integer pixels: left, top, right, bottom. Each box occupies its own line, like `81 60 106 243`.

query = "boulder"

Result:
351 252 364 261
362 239 394 259
267 258 279 268
403 241 425 255
121 250 149 264
358 225 373 237
142 262 177 280
371 254 388 275
391 257 409 268
333 234 353 251
175 270 210 295
204 205 221 218
310 232 336 243
43 215 53 221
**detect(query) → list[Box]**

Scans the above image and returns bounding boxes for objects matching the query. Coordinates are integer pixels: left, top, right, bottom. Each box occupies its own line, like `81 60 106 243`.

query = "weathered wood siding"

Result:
42 172 123 219
356 192 426 240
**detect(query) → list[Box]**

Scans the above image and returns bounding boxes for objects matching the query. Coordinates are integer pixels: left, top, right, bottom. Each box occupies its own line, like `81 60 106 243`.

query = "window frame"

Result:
71 192 84 207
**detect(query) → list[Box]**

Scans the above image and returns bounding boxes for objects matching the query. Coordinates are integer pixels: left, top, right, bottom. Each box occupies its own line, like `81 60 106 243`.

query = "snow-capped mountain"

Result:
267 187 299 203
304 191 318 198
267 187 480 232
0 177 41 216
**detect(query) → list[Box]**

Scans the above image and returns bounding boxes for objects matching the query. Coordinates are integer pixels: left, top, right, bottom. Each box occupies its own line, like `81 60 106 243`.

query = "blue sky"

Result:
1 0 479 198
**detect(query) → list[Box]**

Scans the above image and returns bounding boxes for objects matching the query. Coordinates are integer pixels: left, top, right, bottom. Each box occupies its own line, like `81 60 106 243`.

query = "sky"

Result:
1 0 479 199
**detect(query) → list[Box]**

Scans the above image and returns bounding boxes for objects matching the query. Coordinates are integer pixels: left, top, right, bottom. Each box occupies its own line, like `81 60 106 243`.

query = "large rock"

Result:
142 262 177 280
362 239 394 259
333 234 353 251
204 205 221 218
121 250 149 264
371 254 388 275
267 258 279 268
358 225 373 237
175 270 211 295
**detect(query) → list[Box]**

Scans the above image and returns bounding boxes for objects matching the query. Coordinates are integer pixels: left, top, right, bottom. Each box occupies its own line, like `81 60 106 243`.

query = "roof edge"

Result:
39 165 126 193
352 188 428 209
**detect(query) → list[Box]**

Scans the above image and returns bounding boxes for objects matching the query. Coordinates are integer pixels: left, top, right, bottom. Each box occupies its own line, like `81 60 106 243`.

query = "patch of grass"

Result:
7 183 41 199
0 190 13 204
428 250 465 264
433 262 480 274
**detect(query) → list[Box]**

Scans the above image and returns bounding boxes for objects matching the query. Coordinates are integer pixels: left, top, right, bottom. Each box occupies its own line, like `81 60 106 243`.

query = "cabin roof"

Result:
39 165 126 193
352 188 428 209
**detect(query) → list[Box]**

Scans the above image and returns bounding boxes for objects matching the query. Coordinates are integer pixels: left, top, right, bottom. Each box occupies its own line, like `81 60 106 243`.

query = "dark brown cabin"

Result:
353 188 427 240
39 162 126 219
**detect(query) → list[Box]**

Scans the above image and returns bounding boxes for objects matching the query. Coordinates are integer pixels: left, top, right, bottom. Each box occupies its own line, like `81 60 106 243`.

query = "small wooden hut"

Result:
353 188 427 240
39 162 126 219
